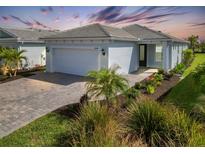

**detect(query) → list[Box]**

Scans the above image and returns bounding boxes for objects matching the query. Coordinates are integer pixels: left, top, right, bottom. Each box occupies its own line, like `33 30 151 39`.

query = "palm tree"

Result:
0 48 27 77
86 66 129 104
11 49 27 76
187 35 199 52
0 48 15 77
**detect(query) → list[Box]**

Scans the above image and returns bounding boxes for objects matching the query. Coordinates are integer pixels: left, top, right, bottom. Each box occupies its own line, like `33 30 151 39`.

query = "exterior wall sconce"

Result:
46 47 49 53
101 48 106 56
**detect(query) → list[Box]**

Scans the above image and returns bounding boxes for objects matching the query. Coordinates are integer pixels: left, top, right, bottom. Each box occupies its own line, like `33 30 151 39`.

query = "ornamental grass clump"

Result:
167 106 205 146
125 99 170 146
125 98 205 147
67 102 122 147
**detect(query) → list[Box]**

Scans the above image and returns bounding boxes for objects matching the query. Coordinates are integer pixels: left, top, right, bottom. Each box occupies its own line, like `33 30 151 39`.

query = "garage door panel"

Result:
108 47 133 74
53 48 99 76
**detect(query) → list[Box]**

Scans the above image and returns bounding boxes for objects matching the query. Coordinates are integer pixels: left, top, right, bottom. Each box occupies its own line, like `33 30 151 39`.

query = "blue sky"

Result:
0 6 205 40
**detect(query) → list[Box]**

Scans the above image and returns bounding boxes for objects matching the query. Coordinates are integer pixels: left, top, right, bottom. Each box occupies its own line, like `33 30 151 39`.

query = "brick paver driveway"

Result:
0 72 87 138
0 70 156 138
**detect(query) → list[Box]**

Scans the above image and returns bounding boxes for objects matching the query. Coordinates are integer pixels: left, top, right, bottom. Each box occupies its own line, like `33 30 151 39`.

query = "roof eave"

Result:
0 38 18 42
41 36 137 42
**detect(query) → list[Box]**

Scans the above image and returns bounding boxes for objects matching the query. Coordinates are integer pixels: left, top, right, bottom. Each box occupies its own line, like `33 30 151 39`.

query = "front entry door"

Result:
139 44 147 66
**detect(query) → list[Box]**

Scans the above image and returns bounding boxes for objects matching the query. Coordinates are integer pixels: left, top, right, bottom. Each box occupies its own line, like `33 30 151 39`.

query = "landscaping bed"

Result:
0 66 45 84
145 75 180 101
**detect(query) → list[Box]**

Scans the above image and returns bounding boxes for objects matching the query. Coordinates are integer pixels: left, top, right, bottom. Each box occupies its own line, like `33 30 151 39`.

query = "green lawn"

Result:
183 53 205 77
165 53 205 112
0 113 71 147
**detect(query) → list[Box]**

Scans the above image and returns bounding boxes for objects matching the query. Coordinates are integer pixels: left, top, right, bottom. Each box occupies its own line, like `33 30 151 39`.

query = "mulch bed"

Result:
144 75 180 101
0 67 45 84
0 73 36 84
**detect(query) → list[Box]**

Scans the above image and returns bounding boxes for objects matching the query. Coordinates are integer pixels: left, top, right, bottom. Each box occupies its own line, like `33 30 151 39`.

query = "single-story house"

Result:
0 27 57 67
41 23 189 76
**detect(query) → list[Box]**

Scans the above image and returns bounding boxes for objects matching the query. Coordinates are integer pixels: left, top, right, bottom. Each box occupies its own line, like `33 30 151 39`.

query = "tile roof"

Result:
42 23 137 41
0 27 58 42
123 24 188 43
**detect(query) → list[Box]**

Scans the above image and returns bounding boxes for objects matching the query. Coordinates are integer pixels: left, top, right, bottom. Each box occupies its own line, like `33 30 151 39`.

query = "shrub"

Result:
193 62 205 81
125 99 205 146
124 87 140 106
86 66 128 104
158 69 165 75
193 62 205 93
153 73 164 86
167 107 204 146
146 84 155 94
125 99 170 146
154 73 164 82
171 63 186 75
67 102 122 146
134 82 144 90
191 104 205 123
182 49 194 66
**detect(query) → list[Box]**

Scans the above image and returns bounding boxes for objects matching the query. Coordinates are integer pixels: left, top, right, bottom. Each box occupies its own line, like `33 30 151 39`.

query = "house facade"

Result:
0 27 57 68
42 23 189 76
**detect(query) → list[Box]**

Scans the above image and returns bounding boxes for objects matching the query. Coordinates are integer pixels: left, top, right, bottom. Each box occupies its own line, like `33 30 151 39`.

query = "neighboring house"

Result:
0 27 57 67
42 23 189 76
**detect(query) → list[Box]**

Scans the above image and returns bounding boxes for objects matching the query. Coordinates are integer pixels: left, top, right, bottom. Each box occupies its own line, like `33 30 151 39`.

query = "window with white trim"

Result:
155 45 163 62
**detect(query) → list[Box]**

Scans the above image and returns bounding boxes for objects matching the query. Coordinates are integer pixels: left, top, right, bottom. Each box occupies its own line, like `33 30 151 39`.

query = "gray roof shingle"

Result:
123 24 188 43
42 23 137 41
0 27 58 42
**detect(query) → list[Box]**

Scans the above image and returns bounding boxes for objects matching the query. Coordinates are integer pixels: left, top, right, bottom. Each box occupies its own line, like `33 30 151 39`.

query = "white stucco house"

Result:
0 27 57 67
42 23 189 76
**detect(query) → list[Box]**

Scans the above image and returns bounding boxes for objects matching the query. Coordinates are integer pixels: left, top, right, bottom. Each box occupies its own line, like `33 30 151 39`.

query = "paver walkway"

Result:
0 70 157 138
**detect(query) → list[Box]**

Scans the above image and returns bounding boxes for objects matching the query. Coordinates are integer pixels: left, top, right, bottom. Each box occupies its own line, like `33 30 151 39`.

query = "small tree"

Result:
0 48 27 77
187 35 199 53
182 49 194 67
86 66 129 104
11 49 27 76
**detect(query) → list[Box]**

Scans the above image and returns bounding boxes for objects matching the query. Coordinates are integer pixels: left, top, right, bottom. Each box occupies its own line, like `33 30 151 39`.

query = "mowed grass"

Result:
183 53 205 77
165 53 205 112
0 113 71 147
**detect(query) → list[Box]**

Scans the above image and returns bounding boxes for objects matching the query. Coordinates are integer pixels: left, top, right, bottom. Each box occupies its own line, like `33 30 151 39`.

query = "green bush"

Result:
86 66 128 103
124 87 140 106
153 73 164 86
167 107 204 146
125 99 205 146
154 73 164 82
67 102 122 146
125 99 170 146
191 104 205 123
193 62 205 93
134 82 144 90
193 62 205 81
158 69 165 75
182 49 194 66
146 84 155 94
171 63 186 74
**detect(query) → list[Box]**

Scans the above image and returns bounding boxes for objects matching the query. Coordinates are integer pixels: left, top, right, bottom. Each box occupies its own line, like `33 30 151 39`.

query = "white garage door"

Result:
108 47 134 74
53 48 99 76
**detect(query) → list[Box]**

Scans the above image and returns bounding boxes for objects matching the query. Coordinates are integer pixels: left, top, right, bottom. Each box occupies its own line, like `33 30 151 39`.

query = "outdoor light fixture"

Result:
101 48 106 56
46 47 49 53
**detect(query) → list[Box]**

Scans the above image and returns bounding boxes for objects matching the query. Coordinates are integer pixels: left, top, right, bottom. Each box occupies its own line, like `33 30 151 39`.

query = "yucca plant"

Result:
125 99 170 146
86 66 128 104
67 102 122 147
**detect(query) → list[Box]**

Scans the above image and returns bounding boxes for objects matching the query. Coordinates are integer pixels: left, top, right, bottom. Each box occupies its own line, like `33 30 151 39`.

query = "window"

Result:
155 45 162 62
140 45 145 61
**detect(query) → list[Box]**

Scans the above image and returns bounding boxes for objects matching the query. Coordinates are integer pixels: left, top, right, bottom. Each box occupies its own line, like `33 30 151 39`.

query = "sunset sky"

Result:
0 6 205 40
